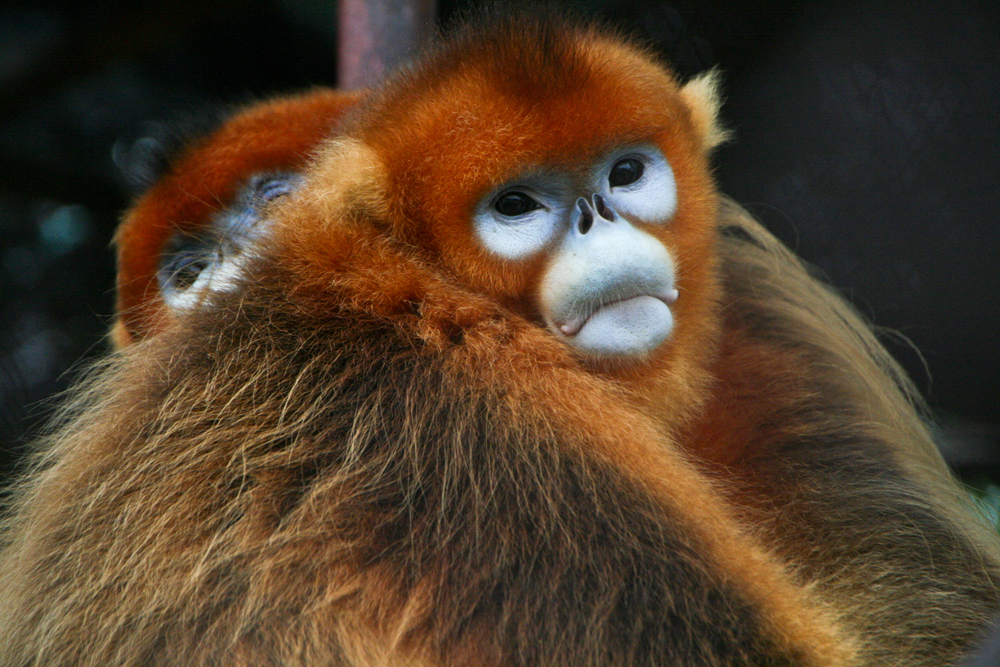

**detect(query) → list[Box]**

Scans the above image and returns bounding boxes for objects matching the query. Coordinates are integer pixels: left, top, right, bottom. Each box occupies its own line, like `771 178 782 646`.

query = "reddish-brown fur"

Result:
1 9 997 667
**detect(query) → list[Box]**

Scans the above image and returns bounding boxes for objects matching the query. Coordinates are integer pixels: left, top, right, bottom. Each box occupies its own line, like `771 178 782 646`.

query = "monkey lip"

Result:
557 289 679 337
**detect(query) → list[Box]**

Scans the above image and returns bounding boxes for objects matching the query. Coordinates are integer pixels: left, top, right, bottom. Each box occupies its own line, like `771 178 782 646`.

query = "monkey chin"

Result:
552 294 676 360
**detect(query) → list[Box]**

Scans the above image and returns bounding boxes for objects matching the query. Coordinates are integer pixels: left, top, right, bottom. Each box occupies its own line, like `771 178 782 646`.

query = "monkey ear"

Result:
679 69 730 151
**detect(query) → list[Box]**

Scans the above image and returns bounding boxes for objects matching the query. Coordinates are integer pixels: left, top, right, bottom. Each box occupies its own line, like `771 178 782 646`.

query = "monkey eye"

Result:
474 178 565 259
158 235 217 296
608 158 645 188
251 175 297 205
167 255 210 292
494 191 543 217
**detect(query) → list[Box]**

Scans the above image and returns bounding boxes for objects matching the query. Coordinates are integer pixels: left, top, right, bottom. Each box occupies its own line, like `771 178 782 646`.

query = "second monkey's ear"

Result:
679 69 730 152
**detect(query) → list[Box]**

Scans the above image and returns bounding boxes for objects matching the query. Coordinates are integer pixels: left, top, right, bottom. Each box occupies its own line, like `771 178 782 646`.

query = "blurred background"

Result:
1 0 997 503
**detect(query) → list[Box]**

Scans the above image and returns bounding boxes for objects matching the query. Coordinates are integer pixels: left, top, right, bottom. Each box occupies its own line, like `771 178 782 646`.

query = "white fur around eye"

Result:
600 146 677 224
473 187 567 260
161 258 243 311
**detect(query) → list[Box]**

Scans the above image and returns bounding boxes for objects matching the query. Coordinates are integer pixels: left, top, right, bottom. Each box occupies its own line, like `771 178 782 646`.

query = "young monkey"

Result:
1 9 996 667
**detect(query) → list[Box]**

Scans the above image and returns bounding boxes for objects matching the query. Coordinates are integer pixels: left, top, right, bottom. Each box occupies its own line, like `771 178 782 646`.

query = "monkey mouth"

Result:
556 289 679 337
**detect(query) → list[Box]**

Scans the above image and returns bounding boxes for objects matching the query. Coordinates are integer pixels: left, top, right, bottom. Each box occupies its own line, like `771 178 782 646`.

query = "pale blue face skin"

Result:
472 145 680 360
158 172 299 311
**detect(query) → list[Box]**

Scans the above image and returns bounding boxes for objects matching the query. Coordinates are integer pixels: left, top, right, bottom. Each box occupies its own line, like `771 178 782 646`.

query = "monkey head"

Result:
113 89 363 346
339 18 729 367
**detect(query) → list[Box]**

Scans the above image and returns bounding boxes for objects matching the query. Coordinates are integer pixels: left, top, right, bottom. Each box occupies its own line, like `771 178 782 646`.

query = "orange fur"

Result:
1 8 997 667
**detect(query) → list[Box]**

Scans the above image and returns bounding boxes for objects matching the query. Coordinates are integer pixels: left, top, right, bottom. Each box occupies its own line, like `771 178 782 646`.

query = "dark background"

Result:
1 1 997 485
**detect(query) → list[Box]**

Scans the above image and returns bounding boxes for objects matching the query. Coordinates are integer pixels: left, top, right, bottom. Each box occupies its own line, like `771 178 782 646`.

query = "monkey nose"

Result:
592 193 616 222
575 195 617 234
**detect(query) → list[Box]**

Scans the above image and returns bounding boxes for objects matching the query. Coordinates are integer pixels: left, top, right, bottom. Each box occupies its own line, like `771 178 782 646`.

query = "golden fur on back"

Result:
701 201 1000 664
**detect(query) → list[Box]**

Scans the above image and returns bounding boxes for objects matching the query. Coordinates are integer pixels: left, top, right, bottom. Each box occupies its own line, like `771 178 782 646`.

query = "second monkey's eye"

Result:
494 191 543 217
249 174 299 207
608 158 645 188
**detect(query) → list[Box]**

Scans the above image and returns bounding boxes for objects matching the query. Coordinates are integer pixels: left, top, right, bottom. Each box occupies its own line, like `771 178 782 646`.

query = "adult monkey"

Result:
1 8 997 667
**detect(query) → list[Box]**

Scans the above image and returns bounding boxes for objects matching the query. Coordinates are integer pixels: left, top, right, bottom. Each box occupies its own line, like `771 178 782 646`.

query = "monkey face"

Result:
113 90 363 346
157 171 301 311
475 141 686 359
472 146 681 358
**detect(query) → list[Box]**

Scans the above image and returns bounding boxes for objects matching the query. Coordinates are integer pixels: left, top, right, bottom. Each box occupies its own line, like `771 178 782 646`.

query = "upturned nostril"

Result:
592 193 615 221
577 197 594 234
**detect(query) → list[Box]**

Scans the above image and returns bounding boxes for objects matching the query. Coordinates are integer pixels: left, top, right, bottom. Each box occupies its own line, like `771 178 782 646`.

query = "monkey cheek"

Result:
570 296 674 357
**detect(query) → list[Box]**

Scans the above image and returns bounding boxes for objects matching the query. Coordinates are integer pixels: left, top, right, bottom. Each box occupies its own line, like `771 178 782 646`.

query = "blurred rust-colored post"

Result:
338 0 437 90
